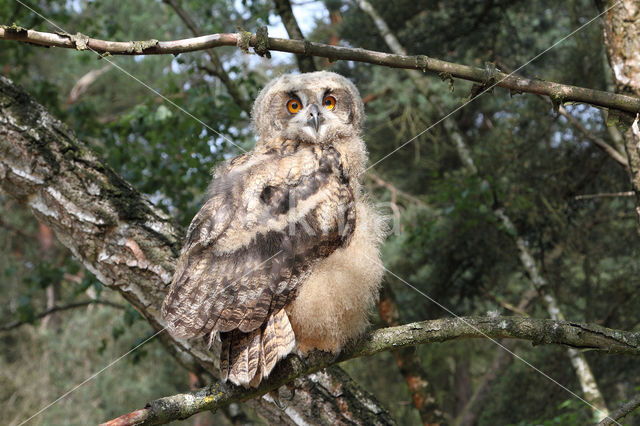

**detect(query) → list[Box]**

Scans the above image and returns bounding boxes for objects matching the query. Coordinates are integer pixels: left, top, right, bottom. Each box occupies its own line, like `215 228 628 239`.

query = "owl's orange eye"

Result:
323 95 336 110
287 99 302 114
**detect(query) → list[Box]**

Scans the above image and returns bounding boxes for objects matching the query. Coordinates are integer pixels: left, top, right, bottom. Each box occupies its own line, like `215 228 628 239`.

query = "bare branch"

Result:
495 60 628 167
574 191 635 200
1 299 126 332
1 26 639 113
367 172 428 208
597 394 640 426
68 64 112 104
103 316 640 425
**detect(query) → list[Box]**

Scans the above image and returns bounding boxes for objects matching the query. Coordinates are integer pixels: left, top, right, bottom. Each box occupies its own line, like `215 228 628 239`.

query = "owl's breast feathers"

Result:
161 139 356 387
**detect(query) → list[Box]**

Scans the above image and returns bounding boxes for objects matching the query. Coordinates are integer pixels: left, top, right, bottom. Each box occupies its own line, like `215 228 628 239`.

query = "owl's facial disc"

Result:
280 90 350 145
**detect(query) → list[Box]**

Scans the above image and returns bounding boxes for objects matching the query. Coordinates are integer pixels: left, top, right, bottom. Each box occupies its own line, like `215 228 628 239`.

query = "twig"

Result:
495 59 628 167
574 191 634 200
1 27 639 113
597 394 640 426
68 64 112 104
103 316 640 425
367 172 428 208
1 299 126 332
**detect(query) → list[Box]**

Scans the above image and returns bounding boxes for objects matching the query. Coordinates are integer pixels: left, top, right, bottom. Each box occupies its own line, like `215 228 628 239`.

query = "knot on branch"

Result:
415 55 429 72
254 26 271 58
56 31 89 51
237 28 253 54
3 23 28 35
467 62 500 101
303 40 312 57
129 39 159 54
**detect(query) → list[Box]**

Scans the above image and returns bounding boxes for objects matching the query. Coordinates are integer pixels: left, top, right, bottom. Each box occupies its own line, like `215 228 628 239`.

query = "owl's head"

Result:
252 71 364 145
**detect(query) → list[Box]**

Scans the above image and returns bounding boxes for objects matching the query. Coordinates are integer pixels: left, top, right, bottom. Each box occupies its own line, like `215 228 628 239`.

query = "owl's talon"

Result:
280 385 296 402
268 388 292 410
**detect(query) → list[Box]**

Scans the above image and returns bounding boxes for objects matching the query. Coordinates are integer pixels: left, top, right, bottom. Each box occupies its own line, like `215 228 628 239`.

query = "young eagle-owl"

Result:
161 71 386 387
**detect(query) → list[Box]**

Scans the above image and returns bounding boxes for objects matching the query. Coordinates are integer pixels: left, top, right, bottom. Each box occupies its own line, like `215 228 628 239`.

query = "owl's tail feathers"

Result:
220 308 296 388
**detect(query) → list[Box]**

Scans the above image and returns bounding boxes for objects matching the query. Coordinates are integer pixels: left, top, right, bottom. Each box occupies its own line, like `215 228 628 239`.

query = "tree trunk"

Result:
599 0 640 235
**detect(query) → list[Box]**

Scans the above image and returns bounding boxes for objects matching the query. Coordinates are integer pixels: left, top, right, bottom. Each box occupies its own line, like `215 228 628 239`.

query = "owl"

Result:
161 71 386 387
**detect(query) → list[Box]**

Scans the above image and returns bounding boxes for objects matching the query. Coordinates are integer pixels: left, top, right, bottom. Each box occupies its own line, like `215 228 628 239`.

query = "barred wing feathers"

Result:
161 141 355 386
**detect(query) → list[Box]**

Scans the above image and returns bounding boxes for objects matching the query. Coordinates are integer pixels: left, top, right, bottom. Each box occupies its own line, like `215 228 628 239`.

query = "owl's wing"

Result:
161 142 355 339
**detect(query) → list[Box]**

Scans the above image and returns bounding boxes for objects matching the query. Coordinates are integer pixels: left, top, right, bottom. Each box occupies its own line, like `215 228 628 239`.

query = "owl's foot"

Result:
268 385 296 410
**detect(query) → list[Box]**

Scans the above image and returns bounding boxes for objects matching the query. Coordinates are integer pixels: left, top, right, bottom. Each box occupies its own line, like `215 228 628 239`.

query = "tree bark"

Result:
599 0 640 234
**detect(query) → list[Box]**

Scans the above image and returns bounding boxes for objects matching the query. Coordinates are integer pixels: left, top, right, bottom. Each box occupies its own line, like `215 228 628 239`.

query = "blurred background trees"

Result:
1 0 638 424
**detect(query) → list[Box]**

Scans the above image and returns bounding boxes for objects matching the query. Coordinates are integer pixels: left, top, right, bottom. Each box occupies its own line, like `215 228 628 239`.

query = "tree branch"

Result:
1 299 126 332
103 316 640 425
1 26 639 113
574 191 635 200
495 59 628 167
597 393 640 426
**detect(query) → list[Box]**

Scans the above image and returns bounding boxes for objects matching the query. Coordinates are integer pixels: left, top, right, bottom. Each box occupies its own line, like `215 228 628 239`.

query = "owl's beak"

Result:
307 104 323 133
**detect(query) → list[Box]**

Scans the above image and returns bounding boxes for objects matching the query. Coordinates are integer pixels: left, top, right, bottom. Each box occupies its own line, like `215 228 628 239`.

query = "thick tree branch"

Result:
104 316 640 425
1 27 639 113
0 75 391 424
1 299 126 332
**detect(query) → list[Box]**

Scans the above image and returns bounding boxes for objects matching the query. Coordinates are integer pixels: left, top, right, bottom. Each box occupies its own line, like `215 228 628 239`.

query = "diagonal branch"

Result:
1 26 639 113
1 299 126 332
104 316 640 425
495 60 628 167
597 393 640 426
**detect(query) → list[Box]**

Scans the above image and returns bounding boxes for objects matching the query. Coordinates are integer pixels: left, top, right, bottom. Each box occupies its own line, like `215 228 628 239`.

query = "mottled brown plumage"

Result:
162 72 385 387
